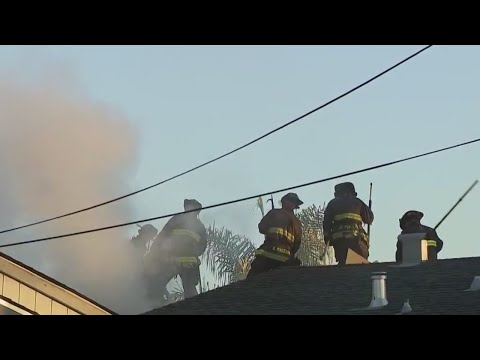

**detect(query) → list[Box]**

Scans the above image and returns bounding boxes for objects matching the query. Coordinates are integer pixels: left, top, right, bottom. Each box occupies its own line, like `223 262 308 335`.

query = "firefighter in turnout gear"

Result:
395 210 444 262
323 182 374 265
131 224 158 251
147 199 207 299
247 193 303 277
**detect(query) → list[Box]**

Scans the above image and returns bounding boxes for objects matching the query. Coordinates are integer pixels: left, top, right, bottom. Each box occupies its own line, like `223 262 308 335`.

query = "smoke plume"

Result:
0 67 151 314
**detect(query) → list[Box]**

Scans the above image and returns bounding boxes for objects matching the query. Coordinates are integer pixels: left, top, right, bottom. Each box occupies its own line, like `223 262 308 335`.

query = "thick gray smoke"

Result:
0 69 152 314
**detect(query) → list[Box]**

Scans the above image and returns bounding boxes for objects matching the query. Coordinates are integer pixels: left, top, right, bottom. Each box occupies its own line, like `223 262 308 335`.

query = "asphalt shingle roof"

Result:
142 256 480 315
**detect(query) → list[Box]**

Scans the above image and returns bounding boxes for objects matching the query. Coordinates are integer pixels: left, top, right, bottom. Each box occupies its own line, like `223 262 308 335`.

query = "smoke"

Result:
0 67 151 314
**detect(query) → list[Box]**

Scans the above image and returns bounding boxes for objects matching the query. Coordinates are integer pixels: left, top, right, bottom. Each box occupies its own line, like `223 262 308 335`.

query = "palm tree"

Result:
202 223 256 285
294 203 335 266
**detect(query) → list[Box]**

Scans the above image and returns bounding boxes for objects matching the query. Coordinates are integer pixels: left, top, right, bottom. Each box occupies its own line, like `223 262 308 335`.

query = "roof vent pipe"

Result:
400 298 412 313
369 272 388 308
465 276 480 292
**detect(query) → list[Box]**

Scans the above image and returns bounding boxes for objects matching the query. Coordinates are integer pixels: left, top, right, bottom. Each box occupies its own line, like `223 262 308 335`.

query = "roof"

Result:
143 256 480 315
0 251 115 315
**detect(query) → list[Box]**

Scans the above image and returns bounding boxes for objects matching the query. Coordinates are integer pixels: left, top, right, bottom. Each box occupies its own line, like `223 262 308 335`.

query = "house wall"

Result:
0 273 80 315
0 253 113 315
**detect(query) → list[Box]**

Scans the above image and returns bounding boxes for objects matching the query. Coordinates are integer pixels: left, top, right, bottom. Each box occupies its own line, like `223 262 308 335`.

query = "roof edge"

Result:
0 251 117 315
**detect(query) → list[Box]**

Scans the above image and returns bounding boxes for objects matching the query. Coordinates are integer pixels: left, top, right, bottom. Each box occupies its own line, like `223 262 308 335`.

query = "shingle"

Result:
142 257 480 315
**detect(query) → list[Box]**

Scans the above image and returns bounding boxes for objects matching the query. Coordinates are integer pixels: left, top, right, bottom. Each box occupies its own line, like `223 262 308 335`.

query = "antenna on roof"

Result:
367 182 373 241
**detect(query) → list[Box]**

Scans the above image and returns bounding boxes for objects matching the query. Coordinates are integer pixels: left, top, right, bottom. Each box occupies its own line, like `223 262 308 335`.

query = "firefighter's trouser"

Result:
247 255 286 278
144 256 201 299
248 243 296 277
330 222 369 265
332 237 369 265
176 257 201 298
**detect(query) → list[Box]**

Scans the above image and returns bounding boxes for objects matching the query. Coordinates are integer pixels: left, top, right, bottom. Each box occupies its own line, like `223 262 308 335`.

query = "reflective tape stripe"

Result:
426 240 437 247
172 229 201 242
273 247 291 256
267 227 295 243
332 230 369 245
255 249 289 262
173 257 200 264
332 231 359 239
334 213 363 222
332 232 348 239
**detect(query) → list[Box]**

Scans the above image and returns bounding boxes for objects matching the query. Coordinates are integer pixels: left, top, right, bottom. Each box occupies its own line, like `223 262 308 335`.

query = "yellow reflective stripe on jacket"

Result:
272 247 291 256
172 229 201 242
426 240 437 247
332 231 348 239
334 213 363 222
255 249 289 262
173 257 200 264
267 227 295 243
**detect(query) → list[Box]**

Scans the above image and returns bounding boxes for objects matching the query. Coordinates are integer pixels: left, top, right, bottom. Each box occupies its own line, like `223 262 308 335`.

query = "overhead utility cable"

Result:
0 45 434 235
0 134 476 250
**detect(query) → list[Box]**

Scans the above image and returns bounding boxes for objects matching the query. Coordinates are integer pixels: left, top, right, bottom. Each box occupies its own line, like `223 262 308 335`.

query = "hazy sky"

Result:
0 45 479 265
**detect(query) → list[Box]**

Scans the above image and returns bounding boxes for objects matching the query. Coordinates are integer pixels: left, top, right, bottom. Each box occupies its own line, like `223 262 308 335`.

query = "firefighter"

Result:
247 192 303 278
323 182 374 265
131 224 158 251
145 199 207 298
395 210 444 262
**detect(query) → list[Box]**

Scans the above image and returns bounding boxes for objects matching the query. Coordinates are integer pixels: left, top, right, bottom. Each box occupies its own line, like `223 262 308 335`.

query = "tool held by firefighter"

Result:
323 182 374 265
434 179 478 230
247 192 304 277
267 194 275 210
367 183 373 242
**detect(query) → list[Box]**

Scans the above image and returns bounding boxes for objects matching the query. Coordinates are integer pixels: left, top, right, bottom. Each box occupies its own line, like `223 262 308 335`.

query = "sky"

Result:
0 45 478 284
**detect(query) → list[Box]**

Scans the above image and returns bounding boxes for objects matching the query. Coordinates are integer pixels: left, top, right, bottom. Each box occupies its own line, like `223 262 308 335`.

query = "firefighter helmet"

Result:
334 182 357 197
184 199 202 211
281 192 304 208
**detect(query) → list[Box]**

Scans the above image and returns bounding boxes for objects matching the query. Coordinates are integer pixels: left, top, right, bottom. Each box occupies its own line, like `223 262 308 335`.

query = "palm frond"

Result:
295 203 334 266
256 196 265 218
202 223 256 286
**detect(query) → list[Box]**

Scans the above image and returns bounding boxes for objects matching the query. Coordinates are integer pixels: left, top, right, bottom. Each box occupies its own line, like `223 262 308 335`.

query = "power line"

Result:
1 134 476 250
0 45 434 235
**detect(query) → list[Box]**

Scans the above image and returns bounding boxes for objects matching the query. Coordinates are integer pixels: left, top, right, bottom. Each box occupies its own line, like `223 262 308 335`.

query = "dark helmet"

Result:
136 224 158 236
184 199 202 212
399 210 424 230
281 192 304 208
334 182 357 197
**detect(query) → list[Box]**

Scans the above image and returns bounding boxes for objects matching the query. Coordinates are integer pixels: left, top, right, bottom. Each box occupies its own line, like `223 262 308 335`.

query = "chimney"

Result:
368 272 388 308
397 232 428 265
